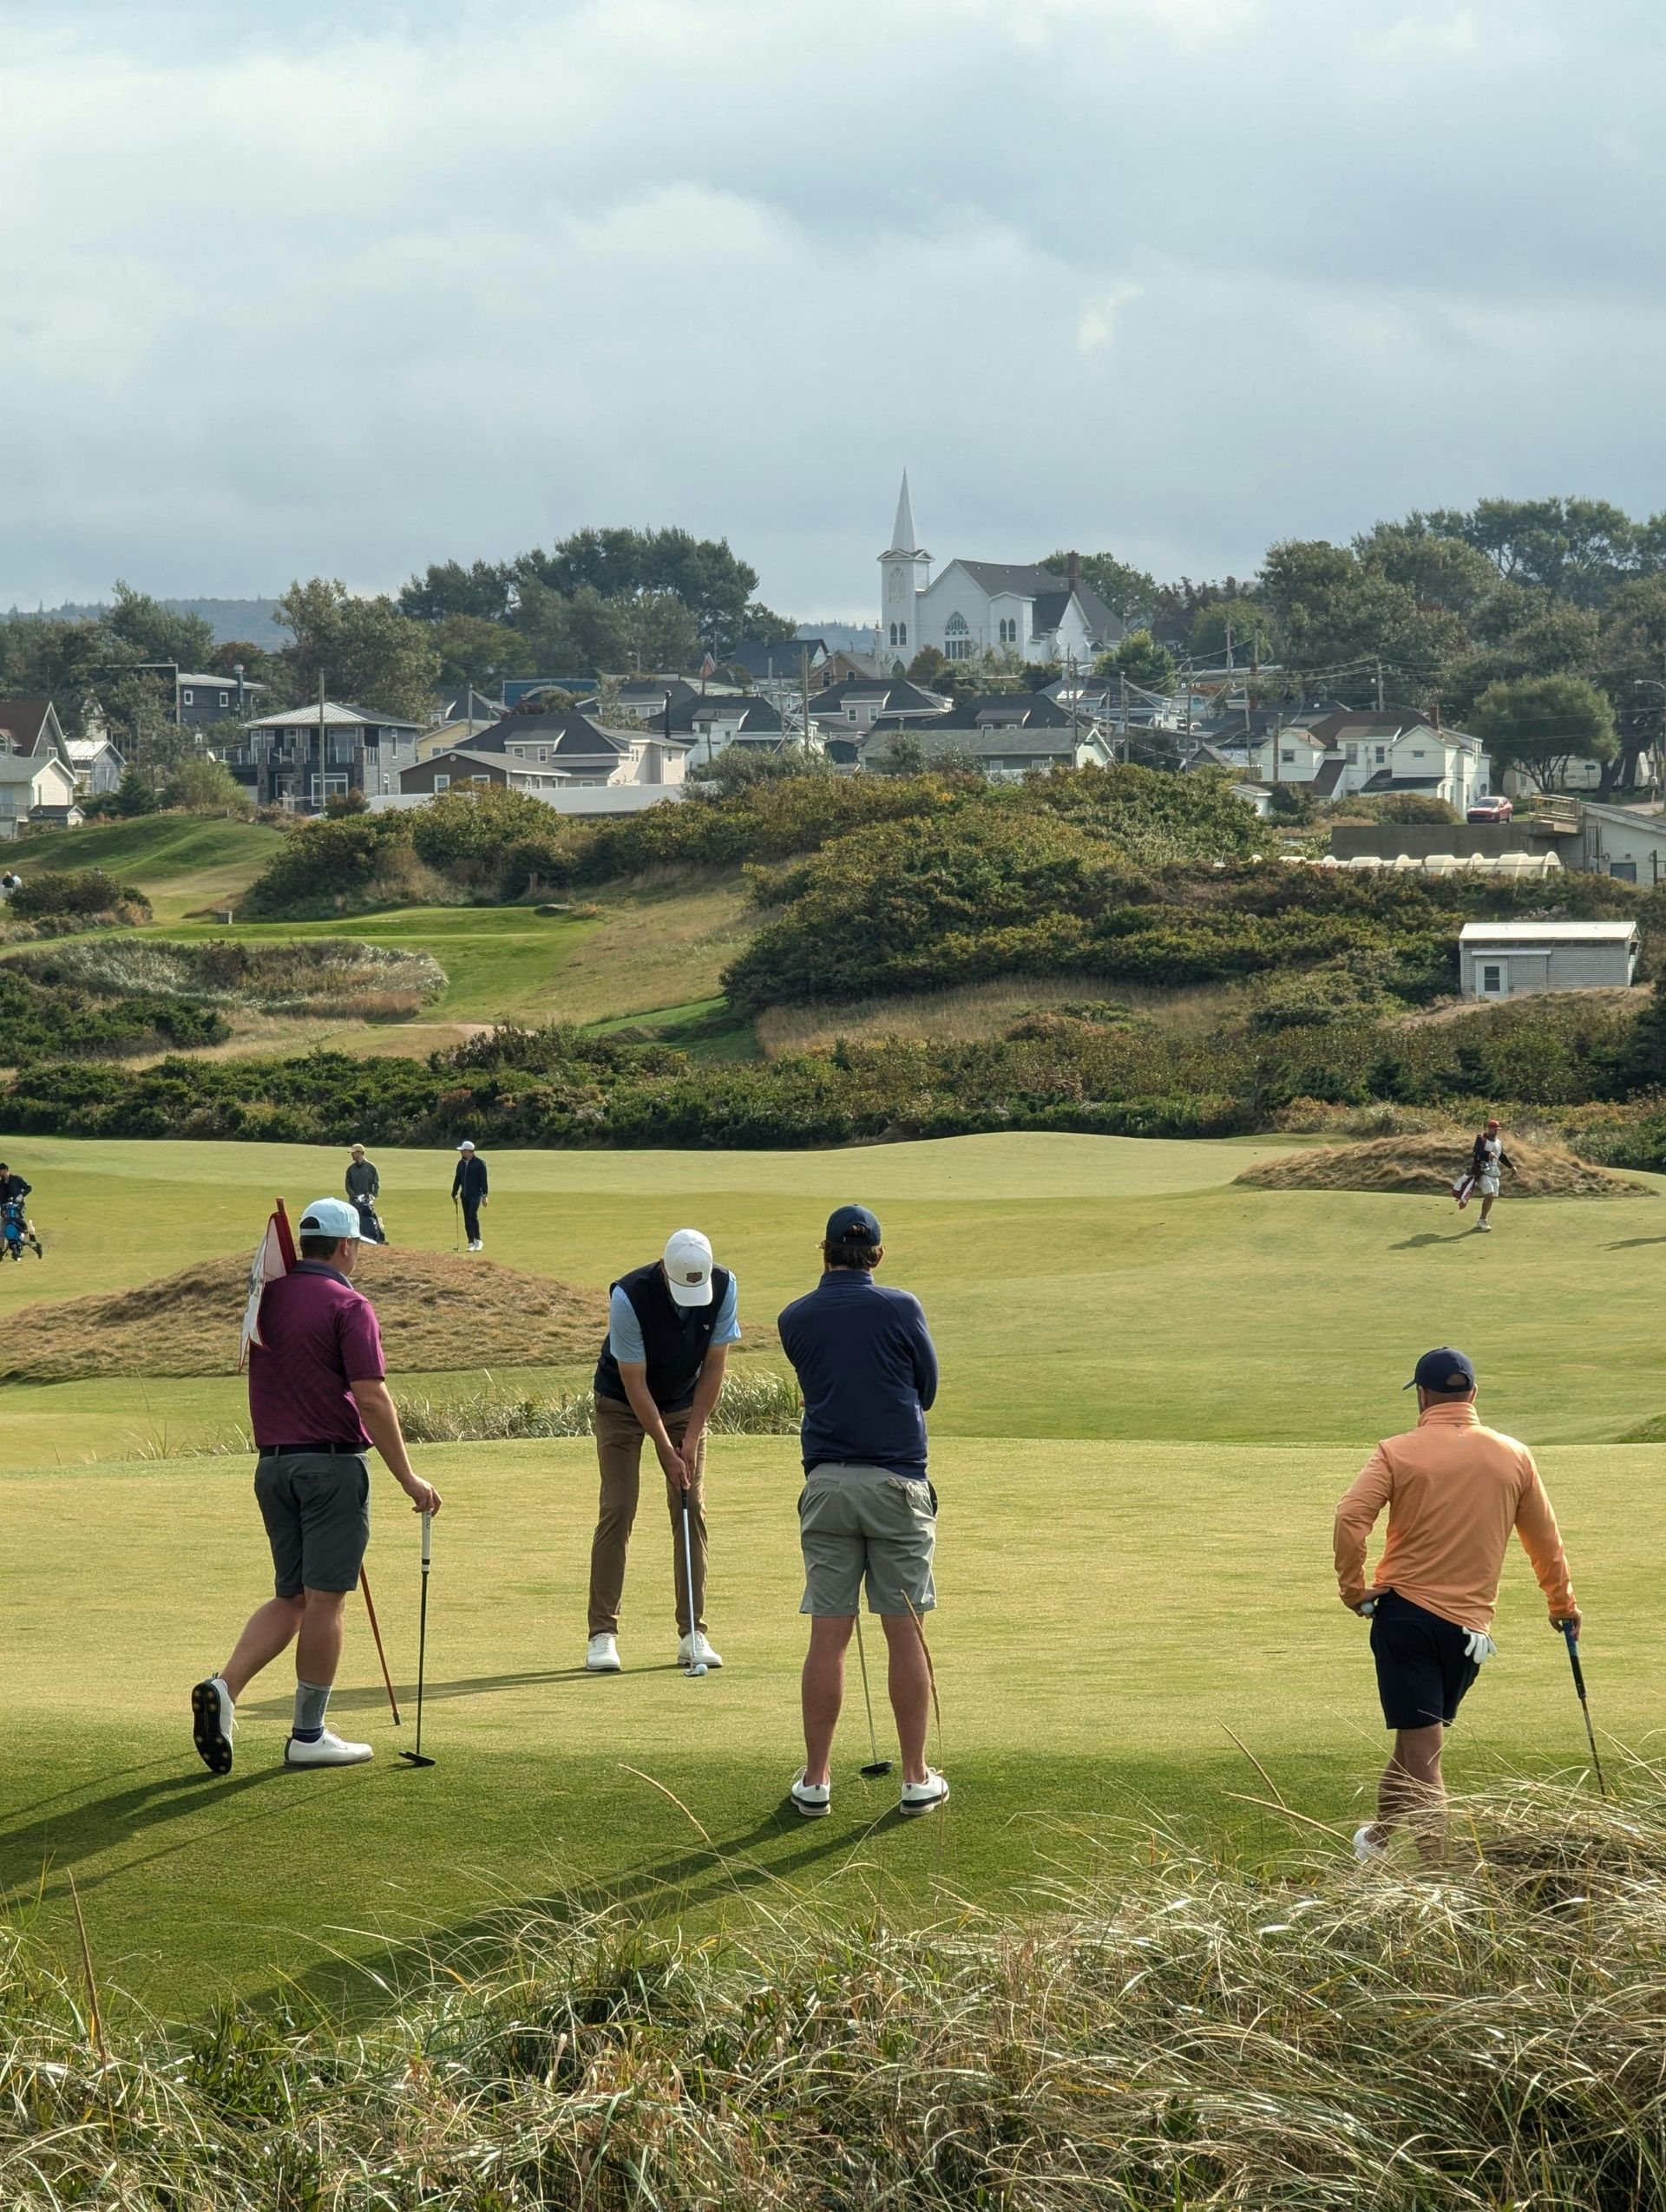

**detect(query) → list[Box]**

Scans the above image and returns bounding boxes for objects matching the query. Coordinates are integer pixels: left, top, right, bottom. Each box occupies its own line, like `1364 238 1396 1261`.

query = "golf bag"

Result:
2 1198 42 1260
353 1196 388 1245
1451 1175 1474 1210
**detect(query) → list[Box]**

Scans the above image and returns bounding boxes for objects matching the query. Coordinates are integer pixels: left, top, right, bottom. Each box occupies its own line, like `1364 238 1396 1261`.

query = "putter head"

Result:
860 1759 895 1778
397 1751 436 1768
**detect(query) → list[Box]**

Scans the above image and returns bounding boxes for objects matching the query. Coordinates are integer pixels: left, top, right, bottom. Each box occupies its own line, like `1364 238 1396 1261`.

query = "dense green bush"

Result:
240 812 417 917
3 989 1656 1147
5 868 150 925
0 965 224 1063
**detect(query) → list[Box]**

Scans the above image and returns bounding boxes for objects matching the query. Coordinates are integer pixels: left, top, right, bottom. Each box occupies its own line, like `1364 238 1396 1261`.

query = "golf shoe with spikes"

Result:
191 1677 235 1776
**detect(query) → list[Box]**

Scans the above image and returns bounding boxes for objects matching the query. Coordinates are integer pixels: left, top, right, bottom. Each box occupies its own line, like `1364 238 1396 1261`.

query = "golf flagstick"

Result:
854 1616 894 1777
1561 1622 1607 1798
359 1568 401 1726
398 1511 435 1767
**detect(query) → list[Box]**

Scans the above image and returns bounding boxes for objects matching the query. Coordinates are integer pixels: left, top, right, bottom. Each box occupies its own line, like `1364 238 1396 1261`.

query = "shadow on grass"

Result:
290 1790 922 2019
0 1765 292 1903
1604 1236 1666 1250
240 1667 686 1718
1390 1231 1480 1249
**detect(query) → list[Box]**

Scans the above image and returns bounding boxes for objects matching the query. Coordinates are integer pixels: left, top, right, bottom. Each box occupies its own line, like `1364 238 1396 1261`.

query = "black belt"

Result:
258 1442 366 1457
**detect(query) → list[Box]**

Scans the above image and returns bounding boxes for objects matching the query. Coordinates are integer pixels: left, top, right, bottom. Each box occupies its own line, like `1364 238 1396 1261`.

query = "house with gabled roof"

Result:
879 474 1129 667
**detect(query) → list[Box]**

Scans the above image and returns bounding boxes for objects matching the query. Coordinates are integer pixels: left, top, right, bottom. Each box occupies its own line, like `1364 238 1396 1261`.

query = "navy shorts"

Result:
1369 1590 1479 1731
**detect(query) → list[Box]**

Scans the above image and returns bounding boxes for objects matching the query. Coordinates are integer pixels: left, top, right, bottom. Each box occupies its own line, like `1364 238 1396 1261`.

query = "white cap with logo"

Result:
662 1227 716 1307
299 1196 363 1241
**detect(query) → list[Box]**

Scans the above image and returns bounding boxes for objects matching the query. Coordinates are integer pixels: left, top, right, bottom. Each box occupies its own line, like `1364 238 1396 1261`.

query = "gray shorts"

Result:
254 1450 371 1597
798 1462 937 1618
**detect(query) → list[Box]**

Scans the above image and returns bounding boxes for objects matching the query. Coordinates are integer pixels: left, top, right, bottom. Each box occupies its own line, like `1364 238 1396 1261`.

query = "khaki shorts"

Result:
798 1462 937 1618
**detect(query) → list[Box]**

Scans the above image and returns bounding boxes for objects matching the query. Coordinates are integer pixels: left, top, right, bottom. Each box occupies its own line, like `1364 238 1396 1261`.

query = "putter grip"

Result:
421 1509 432 1567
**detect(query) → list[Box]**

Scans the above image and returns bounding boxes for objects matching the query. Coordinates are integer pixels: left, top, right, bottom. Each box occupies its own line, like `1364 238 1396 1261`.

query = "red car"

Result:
1466 795 1513 823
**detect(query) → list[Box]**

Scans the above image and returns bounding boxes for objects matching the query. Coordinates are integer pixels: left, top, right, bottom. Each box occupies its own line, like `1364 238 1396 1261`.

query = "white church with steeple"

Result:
879 473 1126 667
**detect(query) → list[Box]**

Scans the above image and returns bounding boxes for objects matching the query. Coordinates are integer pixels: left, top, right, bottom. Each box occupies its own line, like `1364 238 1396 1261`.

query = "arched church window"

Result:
889 624 897 645
945 612 971 663
899 623 907 646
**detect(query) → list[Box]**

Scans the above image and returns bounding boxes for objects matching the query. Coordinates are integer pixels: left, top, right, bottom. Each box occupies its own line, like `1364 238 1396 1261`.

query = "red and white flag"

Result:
239 1199 297 1369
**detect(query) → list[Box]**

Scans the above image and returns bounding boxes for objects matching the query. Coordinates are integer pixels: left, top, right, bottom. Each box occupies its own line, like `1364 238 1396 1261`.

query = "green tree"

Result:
1043 550 1158 621
515 527 762 652
275 579 443 721
1422 497 1637 607
163 755 253 815
907 645 951 689
1190 597 1272 662
207 640 292 707
430 616 535 688
106 581 216 671
1100 630 1178 693
1471 673 1619 792
1353 522 1499 618
110 764 161 816
397 558 514 623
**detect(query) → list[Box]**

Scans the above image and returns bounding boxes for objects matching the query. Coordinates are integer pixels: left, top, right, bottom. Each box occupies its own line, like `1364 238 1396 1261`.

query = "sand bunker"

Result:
1235 1134 1652 1200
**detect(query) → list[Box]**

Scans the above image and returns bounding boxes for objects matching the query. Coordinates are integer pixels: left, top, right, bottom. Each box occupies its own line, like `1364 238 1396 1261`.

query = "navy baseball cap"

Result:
825 1203 882 1243
1405 1347 1477 1392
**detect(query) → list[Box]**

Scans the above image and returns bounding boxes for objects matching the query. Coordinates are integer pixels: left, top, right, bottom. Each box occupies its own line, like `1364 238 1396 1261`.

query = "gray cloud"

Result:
1 0 1663 621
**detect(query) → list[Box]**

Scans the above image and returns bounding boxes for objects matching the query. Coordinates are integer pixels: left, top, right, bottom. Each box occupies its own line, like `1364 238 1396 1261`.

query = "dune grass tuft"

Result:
5 1780 1666 2208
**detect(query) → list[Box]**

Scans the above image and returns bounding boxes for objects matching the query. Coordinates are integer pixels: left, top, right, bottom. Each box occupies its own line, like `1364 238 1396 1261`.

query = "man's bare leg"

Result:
220 1594 305 1700
1363 1723 1446 1863
801 1615 855 1786
295 1587 349 1689
882 1613 932 1786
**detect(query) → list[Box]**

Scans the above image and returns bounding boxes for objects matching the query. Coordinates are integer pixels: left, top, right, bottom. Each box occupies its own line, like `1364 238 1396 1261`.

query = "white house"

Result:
63 735 125 796
1459 919 1639 999
0 751 82 838
1243 710 1490 812
879 474 1127 666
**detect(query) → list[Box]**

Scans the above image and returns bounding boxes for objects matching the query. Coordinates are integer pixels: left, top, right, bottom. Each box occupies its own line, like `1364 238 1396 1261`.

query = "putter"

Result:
854 1616 894 1777
450 1194 461 1253
1561 1621 1607 1798
359 1567 401 1726
680 1486 706 1676
398 1511 436 1768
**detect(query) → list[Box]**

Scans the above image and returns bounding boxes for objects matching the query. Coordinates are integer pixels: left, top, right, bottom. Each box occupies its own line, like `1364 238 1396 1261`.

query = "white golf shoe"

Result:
191 1676 235 1776
900 1768 951 1817
468 1239 483 1253
285 1730 372 1768
678 1631 723 1670
1476 1221 1492 1233
790 1771 830 1818
587 1633 622 1672
1354 1823 1387 1862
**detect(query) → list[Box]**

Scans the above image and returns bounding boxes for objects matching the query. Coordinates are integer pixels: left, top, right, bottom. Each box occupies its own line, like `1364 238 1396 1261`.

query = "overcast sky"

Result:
2 0 1663 620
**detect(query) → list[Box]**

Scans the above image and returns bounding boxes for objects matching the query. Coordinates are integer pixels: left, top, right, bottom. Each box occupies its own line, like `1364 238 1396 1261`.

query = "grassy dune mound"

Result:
9 936 445 1020
0 1244 604 1382
8 1783 1661 2210
1236 1133 1651 1199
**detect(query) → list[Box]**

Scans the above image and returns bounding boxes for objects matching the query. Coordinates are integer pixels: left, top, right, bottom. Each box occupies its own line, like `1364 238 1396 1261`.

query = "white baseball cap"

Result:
298 1196 362 1242
457 1140 476 1152
662 1227 715 1307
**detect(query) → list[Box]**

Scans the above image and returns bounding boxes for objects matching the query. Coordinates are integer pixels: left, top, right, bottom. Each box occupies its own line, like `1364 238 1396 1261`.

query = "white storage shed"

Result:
1459 919 1639 1000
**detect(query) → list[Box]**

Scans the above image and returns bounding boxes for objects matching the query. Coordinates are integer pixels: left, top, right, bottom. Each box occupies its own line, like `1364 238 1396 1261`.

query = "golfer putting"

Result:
192 1197 442 1774
1334 1345 1578 1863
778 1205 948 1819
585 1227 738 1674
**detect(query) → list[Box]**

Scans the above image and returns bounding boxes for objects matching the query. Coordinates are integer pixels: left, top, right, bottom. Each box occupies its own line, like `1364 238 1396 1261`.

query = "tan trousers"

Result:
587 1393 708 1639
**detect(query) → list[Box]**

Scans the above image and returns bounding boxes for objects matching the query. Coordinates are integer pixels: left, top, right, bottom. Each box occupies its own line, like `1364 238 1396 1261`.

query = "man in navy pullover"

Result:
777 1204 948 1819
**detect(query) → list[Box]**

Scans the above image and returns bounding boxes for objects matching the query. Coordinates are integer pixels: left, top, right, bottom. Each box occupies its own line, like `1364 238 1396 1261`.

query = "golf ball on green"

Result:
691 1662 707 1677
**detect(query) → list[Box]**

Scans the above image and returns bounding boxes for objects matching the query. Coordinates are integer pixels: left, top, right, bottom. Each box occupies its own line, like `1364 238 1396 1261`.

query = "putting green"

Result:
3 1434 1654 2019
0 1129 1660 2017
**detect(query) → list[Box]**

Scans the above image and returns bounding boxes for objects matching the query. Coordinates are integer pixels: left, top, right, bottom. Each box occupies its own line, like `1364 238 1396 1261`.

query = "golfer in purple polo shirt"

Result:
191 1198 441 1774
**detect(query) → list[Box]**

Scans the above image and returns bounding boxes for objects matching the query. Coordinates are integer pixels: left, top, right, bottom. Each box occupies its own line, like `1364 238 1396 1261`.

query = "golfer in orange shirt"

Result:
1334 1346 1580 1863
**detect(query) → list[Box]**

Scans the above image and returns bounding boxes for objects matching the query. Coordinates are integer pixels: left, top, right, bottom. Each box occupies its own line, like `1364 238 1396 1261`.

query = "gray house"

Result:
221 701 423 808
1459 919 1639 1000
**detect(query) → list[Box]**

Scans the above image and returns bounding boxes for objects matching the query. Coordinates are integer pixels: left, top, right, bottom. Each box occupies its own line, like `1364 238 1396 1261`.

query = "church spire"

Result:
886 470 922 557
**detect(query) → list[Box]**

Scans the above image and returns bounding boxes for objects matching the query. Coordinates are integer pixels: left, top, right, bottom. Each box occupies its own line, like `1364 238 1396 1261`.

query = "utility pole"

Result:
315 670 326 813
1224 618 1234 677
1374 657 1385 713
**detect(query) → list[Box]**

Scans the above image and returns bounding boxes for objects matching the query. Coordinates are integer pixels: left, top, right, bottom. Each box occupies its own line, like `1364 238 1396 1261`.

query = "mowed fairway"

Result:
1 1129 1663 2018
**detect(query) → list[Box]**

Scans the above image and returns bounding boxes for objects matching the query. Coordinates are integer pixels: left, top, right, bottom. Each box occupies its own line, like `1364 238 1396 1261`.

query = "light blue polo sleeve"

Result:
712 1273 741 1346
608 1285 646 1364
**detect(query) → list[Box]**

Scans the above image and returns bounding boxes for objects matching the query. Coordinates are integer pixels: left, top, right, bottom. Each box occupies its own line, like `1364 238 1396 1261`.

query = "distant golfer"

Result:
451 1140 488 1251
0 1162 31 1212
191 1197 442 1773
777 1204 948 1819
344 1144 385 1244
1453 1117 1512 1231
1334 1345 1578 1863
586 1227 738 1673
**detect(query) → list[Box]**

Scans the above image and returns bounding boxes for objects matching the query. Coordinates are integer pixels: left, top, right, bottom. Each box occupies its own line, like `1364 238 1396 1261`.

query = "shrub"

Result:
163 756 254 816
10 936 445 1017
239 811 416 917
6 868 150 925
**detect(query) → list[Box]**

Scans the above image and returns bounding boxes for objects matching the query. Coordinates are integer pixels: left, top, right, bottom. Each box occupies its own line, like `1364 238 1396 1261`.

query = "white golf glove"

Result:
1463 1629 1497 1665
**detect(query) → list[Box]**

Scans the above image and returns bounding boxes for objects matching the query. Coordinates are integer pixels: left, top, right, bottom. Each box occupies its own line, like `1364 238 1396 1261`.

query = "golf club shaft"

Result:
680 1486 699 1661
359 1568 401 1725
854 1615 882 1766
413 1511 431 1758
1564 1626 1607 1797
